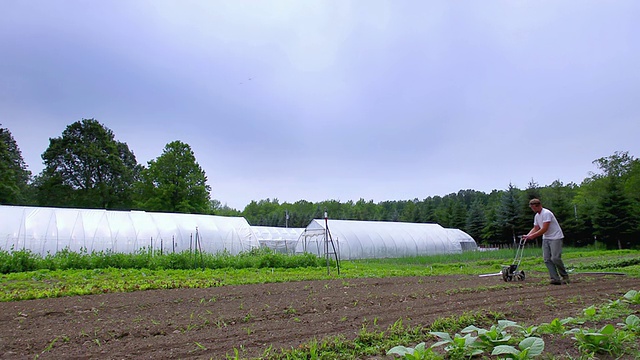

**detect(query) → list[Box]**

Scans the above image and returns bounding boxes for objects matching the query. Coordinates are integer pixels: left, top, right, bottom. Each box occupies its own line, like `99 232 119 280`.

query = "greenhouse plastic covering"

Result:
0 205 258 256
1 205 478 260
296 219 477 260
251 226 304 254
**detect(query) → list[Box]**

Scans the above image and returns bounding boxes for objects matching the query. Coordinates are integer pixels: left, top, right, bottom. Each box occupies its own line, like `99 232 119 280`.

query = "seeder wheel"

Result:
501 267 511 282
516 271 525 281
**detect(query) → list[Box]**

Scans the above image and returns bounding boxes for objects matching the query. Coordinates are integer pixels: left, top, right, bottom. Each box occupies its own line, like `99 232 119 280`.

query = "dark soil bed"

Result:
1 272 639 359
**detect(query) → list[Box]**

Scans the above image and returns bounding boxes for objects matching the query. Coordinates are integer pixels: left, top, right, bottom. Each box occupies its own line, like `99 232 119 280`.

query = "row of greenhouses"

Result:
0 205 477 260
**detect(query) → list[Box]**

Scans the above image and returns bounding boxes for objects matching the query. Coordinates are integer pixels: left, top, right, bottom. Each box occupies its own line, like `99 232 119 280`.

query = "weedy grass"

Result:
0 247 326 274
1 248 638 302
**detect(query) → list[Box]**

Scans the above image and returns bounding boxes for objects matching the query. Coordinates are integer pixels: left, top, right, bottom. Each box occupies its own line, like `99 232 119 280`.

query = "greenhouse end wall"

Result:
251 226 304 254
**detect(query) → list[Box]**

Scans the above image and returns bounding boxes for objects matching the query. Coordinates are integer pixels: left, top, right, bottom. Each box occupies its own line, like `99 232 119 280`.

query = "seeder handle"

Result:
517 235 527 246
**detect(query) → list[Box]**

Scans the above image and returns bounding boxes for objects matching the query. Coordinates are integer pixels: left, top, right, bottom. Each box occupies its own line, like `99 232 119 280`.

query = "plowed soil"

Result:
2 272 639 359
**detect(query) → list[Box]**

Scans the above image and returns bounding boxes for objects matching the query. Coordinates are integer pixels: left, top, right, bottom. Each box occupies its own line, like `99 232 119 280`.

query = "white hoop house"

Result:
1 205 478 260
0 205 258 256
296 219 477 260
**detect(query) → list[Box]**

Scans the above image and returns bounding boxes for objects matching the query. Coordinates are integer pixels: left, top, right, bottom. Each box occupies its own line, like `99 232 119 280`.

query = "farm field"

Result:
2 271 639 359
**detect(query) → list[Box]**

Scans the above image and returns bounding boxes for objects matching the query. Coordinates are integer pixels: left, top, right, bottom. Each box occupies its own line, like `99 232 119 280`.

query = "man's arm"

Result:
523 222 549 241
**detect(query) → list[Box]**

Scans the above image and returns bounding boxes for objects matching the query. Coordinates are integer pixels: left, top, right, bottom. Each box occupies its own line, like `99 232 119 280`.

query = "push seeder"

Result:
501 236 526 282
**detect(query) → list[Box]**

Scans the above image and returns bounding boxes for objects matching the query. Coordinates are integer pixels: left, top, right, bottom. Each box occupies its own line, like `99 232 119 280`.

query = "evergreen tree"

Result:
465 199 486 242
0 125 32 204
522 179 542 230
418 199 438 223
481 207 502 244
592 178 638 249
448 200 467 230
400 199 420 223
289 200 317 226
578 151 640 246
379 201 400 222
434 196 453 227
624 156 640 204
497 183 524 243
541 180 580 244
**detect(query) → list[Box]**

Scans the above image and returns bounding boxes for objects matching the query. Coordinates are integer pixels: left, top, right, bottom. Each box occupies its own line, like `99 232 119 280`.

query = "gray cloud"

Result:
2 0 639 209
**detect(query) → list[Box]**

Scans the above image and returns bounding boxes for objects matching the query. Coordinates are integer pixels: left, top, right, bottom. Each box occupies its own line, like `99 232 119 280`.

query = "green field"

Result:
2 247 638 302
2 247 640 359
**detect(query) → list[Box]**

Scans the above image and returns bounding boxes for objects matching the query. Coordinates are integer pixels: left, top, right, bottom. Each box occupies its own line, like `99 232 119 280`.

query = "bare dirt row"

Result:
2 272 639 359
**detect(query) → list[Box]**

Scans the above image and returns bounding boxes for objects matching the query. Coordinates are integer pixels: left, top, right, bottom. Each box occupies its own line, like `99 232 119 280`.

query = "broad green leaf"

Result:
428 331 452 341
625 314 640 326
520 337 545 356
491 344 519 356
583 305 597 317
430 340 451 349
461 325 481 333
623 290 639 304
387 345 412 356
598 324 615 335
413 342 427 352
498 319 518 329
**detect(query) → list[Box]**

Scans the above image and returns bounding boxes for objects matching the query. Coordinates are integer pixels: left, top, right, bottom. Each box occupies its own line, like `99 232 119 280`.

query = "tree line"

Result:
1 119 638 248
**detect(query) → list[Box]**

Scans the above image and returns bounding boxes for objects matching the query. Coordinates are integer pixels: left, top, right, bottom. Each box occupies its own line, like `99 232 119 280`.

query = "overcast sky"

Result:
1 1 638 210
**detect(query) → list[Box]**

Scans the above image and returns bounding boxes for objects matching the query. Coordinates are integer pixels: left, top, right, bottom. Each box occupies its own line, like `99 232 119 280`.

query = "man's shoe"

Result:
562 275 570 284
550 279 562 285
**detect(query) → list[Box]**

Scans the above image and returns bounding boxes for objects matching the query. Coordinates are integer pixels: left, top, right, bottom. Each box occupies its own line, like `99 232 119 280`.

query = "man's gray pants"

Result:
542 238 568 281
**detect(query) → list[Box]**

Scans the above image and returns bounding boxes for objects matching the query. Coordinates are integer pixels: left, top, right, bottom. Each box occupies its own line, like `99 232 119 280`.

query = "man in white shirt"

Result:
522 198 569 285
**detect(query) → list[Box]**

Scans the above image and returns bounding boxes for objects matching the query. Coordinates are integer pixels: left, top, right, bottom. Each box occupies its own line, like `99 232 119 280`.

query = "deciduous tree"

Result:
134 141 210 214
36 119 139 209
